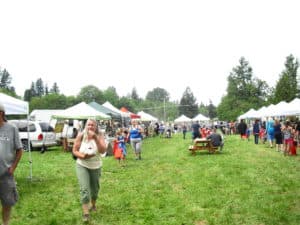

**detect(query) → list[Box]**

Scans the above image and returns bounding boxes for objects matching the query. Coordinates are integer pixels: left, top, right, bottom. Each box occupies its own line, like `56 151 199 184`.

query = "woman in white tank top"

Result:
72 118 107 222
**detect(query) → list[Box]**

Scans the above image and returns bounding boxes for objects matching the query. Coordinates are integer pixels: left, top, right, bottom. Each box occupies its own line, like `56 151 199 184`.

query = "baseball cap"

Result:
0 102 5 112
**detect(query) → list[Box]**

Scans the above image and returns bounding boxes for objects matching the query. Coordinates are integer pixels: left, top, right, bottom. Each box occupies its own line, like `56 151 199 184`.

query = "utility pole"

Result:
163 98 166 122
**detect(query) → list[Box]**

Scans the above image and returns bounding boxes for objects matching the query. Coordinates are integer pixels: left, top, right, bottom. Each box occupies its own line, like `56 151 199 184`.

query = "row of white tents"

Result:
174 113 209 123
30 101 209 124
238 98 300 120
29 101 159 123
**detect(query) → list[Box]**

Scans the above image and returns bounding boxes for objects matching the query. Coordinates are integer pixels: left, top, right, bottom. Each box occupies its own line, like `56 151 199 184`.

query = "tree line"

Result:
1 54 299 121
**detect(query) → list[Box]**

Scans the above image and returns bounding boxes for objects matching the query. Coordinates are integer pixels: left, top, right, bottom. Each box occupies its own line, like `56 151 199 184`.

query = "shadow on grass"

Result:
187 150 228 157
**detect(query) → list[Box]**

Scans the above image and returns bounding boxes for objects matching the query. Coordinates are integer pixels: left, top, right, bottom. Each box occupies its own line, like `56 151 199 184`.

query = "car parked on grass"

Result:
8 120 58 152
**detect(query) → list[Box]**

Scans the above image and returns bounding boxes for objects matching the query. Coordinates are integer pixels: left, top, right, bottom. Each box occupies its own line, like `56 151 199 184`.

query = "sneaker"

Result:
83 214 90 223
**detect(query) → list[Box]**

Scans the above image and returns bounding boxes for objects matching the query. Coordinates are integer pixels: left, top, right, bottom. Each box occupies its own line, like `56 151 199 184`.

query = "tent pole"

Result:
27 115 33 181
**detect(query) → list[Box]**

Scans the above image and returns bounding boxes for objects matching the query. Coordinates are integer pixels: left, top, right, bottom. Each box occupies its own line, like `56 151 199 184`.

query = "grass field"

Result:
11 132 300 225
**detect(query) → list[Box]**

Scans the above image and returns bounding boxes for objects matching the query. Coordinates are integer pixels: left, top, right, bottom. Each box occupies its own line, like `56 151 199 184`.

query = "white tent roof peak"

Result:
0 93 29 115
238 108 259 119
174 114 192 123
102 101 129 117
52 102 111 120
193 113 210 121
282 98 300 115
137 111 158 121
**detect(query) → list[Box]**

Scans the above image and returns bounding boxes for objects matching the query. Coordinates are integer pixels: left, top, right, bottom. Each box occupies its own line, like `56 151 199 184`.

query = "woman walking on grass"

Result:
129 119 143 160
72 118 107 223
274 119 283 152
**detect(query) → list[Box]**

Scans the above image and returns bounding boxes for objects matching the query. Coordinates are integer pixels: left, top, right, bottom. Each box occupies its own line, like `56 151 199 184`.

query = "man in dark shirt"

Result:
237 119 247 139
191 121 201 140
206 128 224 151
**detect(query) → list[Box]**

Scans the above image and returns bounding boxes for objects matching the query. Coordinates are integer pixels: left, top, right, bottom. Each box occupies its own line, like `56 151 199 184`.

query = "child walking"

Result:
113 129 127 166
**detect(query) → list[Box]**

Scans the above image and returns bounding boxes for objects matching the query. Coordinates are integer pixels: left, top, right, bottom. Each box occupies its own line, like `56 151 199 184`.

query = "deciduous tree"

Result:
77 85 104 103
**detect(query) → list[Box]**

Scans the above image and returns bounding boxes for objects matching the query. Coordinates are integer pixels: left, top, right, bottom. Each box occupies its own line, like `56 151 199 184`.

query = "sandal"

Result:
83 214 90 223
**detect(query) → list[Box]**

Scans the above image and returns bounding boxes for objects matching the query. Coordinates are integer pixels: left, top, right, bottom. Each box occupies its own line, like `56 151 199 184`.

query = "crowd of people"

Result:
235 118 300 156
2 96 299 224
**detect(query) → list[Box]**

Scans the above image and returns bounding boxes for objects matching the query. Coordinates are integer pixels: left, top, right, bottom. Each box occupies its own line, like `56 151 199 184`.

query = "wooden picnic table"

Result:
188 138 218 155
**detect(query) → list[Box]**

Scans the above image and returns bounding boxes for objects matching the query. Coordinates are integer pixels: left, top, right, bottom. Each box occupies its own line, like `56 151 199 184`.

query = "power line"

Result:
137 105 191 110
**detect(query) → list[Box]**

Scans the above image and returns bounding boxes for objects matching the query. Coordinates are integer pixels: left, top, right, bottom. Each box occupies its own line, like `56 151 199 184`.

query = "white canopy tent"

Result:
0 93 29 114
137 111 158 122
238 108 259 120
260 104 276 118
52 102 111 120
102 101 129 118
282 98 300 116
174 114 192 123
237 97 300 119
254 106 267 118
102 101 130 126
193 113 210 121
268 101 290 117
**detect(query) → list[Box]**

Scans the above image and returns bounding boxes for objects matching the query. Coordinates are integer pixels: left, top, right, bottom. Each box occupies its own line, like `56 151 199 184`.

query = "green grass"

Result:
12 133 300 225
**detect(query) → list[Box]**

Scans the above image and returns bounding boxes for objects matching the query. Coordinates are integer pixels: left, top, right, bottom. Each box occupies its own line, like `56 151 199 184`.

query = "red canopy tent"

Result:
120 107 141 119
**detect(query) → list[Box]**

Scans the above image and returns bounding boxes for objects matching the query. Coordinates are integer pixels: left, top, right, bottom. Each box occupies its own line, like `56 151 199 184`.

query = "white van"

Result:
8 120 58 152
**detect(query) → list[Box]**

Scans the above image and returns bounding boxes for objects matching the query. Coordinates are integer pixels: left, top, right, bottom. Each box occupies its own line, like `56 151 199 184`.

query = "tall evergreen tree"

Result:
50 82 60 94
130 87 140 101
0 67 17 96
35 78 45 97
23 89 32 102
0 68 12 89
217 57 269 121
274 54 299 103
178 87 198 118
45 84 49 95
207 100 217 119
30 82 37 97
